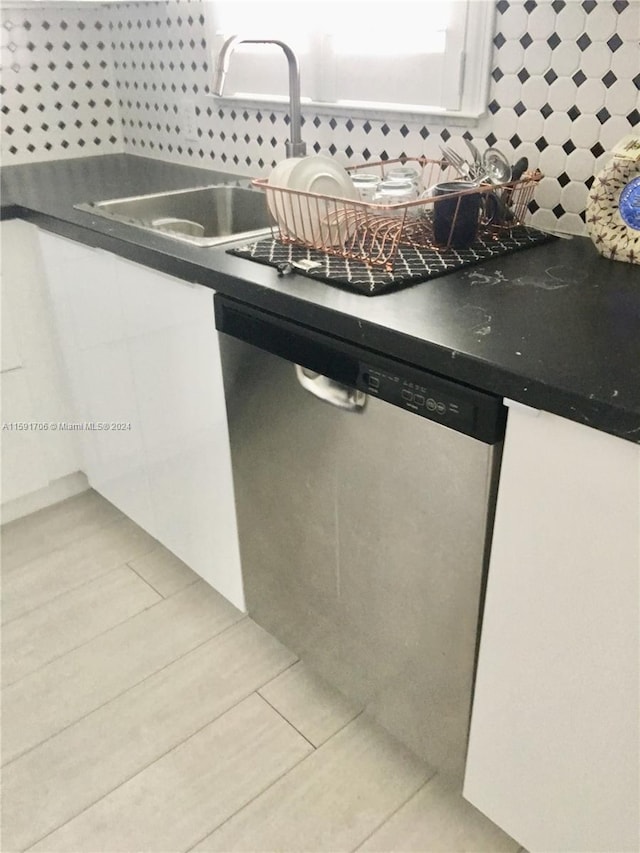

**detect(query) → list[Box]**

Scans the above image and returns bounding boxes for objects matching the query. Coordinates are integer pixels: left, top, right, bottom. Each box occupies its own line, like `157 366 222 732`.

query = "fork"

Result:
440 145 487 183
463 138 484 174
439 144 471 179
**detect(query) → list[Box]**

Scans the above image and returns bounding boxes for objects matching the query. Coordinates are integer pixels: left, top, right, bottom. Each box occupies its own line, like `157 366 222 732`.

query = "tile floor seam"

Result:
256 677 367 749
125 560 166 598
253 656 300 689
350 771 440 853
0 539 95 616
1 571 164 690
256 691 319 751
1 616 250 769
22 686 307 853
0 562 148 630
0 553 53 580
250 657 300 694
0 509 132 576
183 707 413 853
126 558 201 599
0 527 102 568
182 698 321 853
0 537 158 627
301 704 370 750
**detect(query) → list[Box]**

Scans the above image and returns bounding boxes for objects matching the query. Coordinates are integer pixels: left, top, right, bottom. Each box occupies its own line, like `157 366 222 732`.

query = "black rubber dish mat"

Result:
228 225 558 296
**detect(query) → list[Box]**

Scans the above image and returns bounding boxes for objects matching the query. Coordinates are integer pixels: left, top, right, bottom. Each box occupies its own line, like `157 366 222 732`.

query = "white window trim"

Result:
204 1 496 124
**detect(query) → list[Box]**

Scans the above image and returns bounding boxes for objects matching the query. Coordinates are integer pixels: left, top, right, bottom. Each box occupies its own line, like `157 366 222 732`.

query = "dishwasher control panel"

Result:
360 365 478 435
215 295 505 445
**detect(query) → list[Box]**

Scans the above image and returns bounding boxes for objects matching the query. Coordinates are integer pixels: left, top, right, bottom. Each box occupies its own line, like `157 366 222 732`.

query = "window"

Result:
205 0 495 120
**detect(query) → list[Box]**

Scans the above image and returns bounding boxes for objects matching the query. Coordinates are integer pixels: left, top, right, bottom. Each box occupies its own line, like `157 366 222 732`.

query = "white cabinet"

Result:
1 370 50 501
37 230 245 611
464 405 640 853
1 297 23 373
1 220 82 510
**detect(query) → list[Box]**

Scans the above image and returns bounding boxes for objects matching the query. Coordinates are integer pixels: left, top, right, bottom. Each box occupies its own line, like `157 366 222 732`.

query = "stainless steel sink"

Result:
75 184 271 247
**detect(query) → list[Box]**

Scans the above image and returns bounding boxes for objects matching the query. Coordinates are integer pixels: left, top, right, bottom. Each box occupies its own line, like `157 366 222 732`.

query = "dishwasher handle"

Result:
295 365 367 412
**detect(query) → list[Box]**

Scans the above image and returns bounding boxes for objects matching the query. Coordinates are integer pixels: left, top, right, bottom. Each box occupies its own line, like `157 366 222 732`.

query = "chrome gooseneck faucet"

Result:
212 36 307 158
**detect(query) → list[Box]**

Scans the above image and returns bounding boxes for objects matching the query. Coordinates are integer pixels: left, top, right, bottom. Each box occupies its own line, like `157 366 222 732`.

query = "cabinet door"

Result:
1 370 49 503
115 255 244 611
1 222 81 504
38 231 244 611
1 293 23 373
77 341 156 534
463 406 640 853
38 232 156 534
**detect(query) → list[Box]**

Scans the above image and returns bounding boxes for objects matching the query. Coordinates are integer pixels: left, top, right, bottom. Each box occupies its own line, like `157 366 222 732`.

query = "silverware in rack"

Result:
440 145 488 183
439 143 516 185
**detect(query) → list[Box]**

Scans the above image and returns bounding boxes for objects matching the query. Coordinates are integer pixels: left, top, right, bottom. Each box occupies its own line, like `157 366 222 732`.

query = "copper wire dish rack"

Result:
253 156 542 272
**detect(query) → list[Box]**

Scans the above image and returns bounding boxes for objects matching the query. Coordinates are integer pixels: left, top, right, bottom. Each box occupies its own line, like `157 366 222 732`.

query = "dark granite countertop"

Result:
2 154 639 443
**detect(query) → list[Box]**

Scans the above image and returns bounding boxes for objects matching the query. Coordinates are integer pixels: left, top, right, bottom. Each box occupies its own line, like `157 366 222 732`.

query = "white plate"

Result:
266 157 304 236
288 155 356 198
283 155 358 245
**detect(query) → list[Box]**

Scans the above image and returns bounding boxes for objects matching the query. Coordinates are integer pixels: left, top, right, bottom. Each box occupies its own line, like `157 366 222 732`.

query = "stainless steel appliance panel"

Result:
217 308 502 783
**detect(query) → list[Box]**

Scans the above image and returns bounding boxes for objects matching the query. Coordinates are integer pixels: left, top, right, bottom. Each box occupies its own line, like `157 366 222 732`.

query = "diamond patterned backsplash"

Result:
0 2 123 162
1 0 639 235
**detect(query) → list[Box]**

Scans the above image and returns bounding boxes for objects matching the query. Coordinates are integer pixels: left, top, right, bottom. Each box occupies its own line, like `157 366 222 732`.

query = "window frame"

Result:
205 0 496 123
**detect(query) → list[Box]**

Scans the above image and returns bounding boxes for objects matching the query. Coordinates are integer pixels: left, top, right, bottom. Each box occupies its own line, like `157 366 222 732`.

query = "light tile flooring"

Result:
1 490 524 853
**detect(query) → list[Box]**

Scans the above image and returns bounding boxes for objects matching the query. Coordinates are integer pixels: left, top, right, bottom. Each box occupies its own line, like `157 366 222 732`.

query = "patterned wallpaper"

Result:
1 0 639 236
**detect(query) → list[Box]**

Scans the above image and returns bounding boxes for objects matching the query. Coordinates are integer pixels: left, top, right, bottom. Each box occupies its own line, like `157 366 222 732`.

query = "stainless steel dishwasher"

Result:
215 295 505 783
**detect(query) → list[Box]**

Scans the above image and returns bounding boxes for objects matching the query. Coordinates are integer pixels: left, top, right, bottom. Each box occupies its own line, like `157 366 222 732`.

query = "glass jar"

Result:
351 173 382 202
386 166 422 194
373 179 419 217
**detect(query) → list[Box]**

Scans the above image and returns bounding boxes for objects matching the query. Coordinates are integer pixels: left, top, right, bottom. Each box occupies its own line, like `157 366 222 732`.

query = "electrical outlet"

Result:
179 99 199 142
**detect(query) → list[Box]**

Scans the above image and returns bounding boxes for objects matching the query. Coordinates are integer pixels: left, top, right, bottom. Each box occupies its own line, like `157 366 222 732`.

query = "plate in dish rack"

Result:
284 155 358 245
586 158 640 265
266 157 303 237
287 155 355 196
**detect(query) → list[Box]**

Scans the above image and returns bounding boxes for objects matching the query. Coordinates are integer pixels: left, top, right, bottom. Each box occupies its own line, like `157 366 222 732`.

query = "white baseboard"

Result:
1 471 89 525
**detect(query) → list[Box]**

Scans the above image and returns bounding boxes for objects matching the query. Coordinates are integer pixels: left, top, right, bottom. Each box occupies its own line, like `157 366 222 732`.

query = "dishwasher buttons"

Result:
381 374 455 421
367 374 380 390
400 391 446 415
